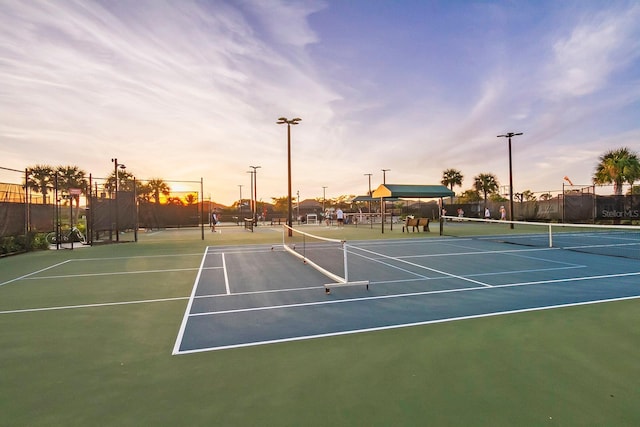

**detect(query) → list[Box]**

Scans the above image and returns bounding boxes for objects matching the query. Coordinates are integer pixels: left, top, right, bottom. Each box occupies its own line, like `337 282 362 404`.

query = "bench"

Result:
402 218 419 232
402 217 430 232
271 217 288 225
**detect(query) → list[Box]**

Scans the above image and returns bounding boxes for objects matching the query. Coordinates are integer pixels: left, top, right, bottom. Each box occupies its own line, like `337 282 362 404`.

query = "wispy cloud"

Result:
544 4 640 98
1 1 639 202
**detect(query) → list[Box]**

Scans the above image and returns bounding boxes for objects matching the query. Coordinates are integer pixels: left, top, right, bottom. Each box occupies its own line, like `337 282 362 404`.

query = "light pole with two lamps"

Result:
249 165 261 224
381 169 390 232
381 169 390 184
322 186 328 214
497 132 523 229
238 184 243 224
277 117 301 236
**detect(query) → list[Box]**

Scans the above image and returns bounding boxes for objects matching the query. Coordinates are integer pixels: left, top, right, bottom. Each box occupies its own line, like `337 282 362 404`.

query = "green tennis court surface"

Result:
2 225 640 425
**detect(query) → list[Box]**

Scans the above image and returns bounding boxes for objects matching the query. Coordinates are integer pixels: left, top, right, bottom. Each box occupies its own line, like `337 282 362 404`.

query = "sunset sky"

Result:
2 0 639 205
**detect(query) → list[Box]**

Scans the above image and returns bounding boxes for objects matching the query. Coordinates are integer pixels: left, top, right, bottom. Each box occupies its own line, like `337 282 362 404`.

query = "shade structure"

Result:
371 184 454 199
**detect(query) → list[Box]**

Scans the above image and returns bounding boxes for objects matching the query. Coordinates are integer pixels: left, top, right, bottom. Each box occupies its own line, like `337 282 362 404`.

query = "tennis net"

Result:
441 216 640 260
282 225 368 293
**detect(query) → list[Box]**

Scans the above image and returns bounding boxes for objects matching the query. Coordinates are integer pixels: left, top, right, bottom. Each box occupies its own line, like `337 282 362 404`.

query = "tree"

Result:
441 168 464 198
521 190 536 202
489 193 508 202
166 197 184 206
146 178 171 205
539 193 553 201
56 165 88 222
26 165 54 204
104 170 136 197
271 196 289 213
473 173 499 208
457 189 480 203
136 182 153 203
593 147 640 195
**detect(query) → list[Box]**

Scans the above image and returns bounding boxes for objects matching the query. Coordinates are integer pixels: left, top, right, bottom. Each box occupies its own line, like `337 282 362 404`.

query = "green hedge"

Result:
0 232 49 256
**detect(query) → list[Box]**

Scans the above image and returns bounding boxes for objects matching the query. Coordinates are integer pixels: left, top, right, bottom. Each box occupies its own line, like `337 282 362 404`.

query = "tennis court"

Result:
174 224 640 353
2 223 640 425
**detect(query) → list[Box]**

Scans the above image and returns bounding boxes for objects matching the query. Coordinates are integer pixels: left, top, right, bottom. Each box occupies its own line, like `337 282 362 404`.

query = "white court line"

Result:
348 244 492 287
0 260 72 287
465 264 585 278
190 263 587 301
69 253 204 261
207 247 284 255
348 249 431 279
189 271 640 317
172 246 210 355
362 240 582 268
23 266 221 280
222 253 231 295
0 296 188 315
176 294 640 354
399 246 559 259
193 284 321 298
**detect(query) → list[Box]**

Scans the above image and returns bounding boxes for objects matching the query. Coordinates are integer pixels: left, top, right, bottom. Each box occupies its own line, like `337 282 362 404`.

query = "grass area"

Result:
1 225 639 426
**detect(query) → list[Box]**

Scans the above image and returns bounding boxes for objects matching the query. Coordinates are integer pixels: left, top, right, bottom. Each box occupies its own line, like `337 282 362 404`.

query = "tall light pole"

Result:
381 169 390 232
322 186 327 213
497 132 523 229
382 169 390 184
247 170 254 222
364 173 372 195
250 165 261 223
238 184 243 222
364 173 373 218
277 117 301 236
111 158 126 242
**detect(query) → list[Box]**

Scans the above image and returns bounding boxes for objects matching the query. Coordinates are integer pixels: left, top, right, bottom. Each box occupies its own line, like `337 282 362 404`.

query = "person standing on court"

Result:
484 207 491 220
211 211 218 232
336 207 344 227
500 206 507 221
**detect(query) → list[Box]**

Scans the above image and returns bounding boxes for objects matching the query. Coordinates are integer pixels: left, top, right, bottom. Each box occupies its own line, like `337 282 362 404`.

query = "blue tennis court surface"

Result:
173 237 640 354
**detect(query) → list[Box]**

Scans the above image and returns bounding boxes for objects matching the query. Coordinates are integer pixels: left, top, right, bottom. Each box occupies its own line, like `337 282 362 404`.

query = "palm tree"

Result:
26 165 54 204
441 168 463 202
56 165 88 223
57 165 88 196
137 183 153 203
104 170 136 197
593 147 640 195
147 178 171 205
473 173 499 208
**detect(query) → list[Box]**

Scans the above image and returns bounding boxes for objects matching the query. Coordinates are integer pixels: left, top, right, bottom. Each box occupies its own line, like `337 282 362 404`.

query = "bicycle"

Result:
46 227 87 245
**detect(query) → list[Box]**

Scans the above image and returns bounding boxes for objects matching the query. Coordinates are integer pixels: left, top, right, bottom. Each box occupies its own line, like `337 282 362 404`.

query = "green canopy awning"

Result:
371 184 454 199
352 195 400 202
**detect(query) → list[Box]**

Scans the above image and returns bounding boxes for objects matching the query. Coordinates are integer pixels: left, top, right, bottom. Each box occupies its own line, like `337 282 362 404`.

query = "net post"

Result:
548 223 553 248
